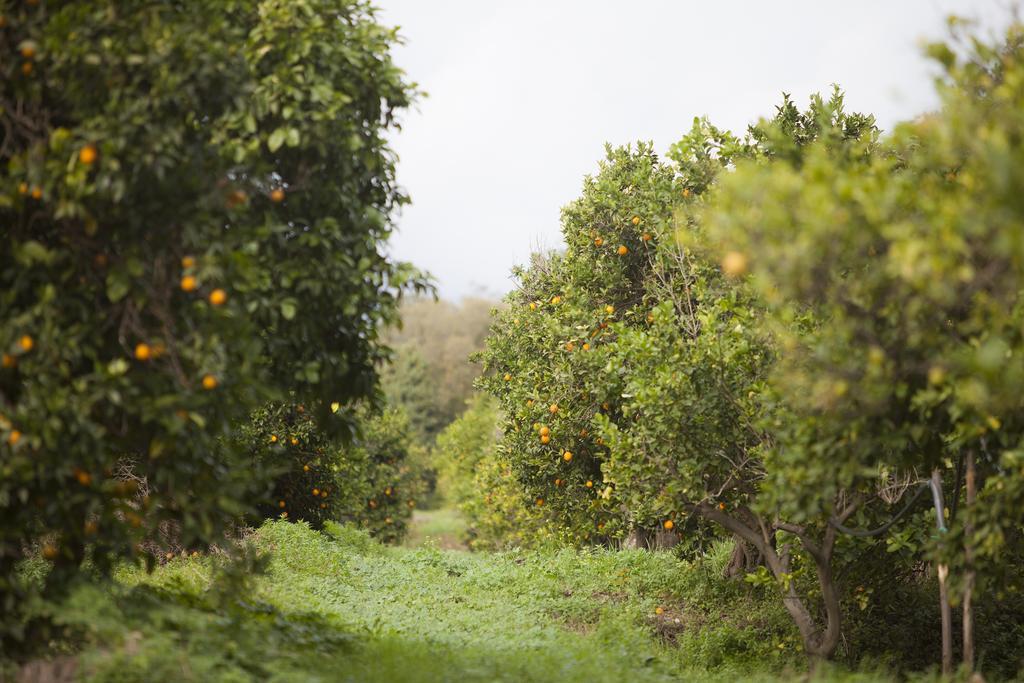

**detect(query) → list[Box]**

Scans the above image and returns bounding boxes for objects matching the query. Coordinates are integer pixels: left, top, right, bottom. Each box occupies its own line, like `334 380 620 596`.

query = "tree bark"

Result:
962 450 976 672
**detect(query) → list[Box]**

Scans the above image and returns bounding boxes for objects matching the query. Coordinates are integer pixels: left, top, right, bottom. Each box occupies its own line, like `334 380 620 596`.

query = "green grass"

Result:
404 507 469 550
28 520 915 682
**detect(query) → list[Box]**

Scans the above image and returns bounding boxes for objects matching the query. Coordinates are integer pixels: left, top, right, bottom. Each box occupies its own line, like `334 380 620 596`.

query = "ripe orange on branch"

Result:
79 145 98 165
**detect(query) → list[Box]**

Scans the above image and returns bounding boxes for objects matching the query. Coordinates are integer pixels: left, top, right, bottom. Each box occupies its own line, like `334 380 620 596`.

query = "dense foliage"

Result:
0 0 421 652
478 27 1024 672
243 404 425 542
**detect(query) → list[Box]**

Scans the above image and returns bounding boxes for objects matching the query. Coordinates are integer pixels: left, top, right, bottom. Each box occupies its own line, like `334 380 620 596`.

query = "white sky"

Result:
377 0 1012 301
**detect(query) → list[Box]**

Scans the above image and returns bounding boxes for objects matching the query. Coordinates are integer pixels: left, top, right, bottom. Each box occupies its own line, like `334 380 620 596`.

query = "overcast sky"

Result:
376 0 1012 301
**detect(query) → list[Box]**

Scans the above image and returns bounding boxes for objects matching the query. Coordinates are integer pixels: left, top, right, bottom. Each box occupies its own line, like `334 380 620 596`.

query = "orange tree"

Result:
0 0 423 650
705 26 1024 673
479 94 883 659
242 404 425 542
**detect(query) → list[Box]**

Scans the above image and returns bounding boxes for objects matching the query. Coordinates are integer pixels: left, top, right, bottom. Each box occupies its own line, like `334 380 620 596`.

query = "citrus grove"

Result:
3 1 1024 681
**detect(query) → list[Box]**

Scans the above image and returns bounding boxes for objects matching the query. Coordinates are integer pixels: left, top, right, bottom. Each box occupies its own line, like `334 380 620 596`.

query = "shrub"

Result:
244 404 426 543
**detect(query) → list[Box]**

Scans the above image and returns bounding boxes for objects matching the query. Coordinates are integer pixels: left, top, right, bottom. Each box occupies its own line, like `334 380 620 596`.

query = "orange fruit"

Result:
535 497 544 507
585 479 593 487
21 44 35 59
554 478 562 486
201 374 218 390
181 256 196 269
21 61 32 76
30 186 41 199
539 426 550 436
19 335 33 352
134 343 151 361
1 354 15 369
663 519 674 530
503 373 511 381
717 502 726 511
549 403 558 414
594 237 603 246
617 245 628 256
368 499 377 509
631 216 640 225
303 464 310 472
8 430 21 446
179 275 197 292
641 233 652 242
540 434 550 444
551 295 561 305
321 490 328 498
582 343 590 351
79 145 98 165
655 606 664 615
270 188 285 203
75 470 92 486
17 182 28 195
564 342 575 351
563 451 573 462
682 188 691 198
42 544 59 561
84 520 99 535
721 251 748 278
269 434 278 443
312 488 320 496
605 305 614 315
290 437 298 446
320 502 327 509
208 288 227 306
279 500 286 508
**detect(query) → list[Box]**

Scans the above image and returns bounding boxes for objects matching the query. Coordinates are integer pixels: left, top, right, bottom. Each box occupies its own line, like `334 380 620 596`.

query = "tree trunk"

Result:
621 527 650 550
653 529 680 550
962 450 976 672
698 504 843 660
932 468 953 677
938 563 953 677
724 536 762 579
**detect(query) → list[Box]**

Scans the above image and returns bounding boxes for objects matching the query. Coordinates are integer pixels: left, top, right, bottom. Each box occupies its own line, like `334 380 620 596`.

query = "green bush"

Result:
244 404 427 543
0 0 423 653
431 394 553 549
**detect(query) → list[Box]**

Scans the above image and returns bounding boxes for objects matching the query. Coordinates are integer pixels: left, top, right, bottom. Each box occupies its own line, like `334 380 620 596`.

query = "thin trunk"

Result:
938 563 953 677
932 468 953 677
962 450 976 672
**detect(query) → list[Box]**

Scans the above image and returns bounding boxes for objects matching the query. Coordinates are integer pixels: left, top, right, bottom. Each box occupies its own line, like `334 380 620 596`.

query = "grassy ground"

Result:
23 520 919 683
403 508 468 550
